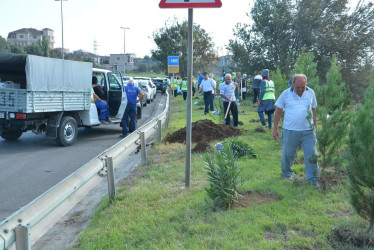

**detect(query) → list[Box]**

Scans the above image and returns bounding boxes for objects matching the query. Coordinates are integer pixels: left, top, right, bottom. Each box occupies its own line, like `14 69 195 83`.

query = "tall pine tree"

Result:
347 85 374 231
316 55 350 183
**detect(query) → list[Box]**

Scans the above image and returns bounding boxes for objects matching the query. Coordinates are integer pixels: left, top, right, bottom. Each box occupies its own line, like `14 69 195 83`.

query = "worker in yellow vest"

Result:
257 69 276 129
180 77 188 100
171 76 179 97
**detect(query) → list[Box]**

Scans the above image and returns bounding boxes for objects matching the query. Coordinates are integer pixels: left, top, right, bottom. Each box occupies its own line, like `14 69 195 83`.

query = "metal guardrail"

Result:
0 92 170 250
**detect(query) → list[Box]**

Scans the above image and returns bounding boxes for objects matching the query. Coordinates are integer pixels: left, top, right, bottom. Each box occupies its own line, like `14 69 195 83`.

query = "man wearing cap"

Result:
257 69 275 129
220 73 238 126
273 74 319 189
196 72 216 115
121 80 144 137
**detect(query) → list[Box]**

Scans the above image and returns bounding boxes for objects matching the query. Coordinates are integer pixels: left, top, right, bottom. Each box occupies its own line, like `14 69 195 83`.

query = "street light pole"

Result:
55 0 67 59
120 27 129 74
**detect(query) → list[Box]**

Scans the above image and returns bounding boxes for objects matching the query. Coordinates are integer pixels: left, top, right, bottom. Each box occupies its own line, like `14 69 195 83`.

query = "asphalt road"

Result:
0 94 163 221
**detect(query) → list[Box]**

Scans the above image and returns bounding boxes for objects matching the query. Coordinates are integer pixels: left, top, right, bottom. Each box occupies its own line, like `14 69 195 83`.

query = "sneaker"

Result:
119 133 128 138
105 118 113 123
100 119 110 125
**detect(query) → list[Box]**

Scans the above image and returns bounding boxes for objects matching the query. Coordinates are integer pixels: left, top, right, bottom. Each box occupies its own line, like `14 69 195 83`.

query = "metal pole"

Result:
185 8 193 188
156 120 162 143
123 29 126 74
15 225 31 250
60 0 64 59
140 132 147 166
106 157 115 203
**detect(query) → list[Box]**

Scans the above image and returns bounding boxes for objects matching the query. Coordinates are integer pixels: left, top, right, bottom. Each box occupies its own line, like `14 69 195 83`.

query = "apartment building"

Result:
7 28 55 49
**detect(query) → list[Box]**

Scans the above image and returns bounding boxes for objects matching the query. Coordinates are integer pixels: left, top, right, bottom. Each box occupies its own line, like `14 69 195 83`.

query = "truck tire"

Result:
1 131 23 141
56 116 78 146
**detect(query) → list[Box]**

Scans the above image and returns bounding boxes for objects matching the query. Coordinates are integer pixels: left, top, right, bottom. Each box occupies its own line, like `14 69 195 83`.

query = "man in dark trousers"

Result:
121 80 144 137
219 73 239 127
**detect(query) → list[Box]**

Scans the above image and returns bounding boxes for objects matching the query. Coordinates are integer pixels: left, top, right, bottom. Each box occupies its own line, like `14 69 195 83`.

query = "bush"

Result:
204 143 244 210
222 138 258 159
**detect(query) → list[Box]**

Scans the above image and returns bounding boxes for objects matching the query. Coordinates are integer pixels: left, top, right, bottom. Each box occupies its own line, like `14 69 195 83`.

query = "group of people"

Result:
205 69 320 188
91 77 144 137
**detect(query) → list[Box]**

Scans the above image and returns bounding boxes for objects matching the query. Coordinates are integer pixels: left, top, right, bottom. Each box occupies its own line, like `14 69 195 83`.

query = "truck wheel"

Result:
1 131 23 141
56 116 78 146
147 99 150 104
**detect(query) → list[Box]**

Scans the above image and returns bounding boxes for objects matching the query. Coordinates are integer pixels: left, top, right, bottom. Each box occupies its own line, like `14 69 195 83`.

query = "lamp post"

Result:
120 27 129 74
55 0 67 59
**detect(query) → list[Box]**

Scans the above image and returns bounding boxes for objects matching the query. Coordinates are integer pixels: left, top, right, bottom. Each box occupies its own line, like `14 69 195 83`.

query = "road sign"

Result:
168 65 179 73
159 0 222 8
168 56 179 73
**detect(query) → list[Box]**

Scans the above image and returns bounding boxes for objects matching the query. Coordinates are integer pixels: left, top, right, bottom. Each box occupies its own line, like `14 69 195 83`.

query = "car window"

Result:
108 72 122 91
93 72 106 87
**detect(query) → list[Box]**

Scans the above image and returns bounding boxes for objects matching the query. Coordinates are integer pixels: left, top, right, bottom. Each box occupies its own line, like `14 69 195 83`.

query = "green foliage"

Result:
347 85 374 231
271 66 288 98
228 0 374 100
314 55 351 182
204 144 244 210
152 18 219 77
0 36 11 52
294 48 320 93
222 138 258 159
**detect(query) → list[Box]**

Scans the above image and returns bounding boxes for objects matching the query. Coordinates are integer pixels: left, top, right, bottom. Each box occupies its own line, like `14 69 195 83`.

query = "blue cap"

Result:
262 69 269 77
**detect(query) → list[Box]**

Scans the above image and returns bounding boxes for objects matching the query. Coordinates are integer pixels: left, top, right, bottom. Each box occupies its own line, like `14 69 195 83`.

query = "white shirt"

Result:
275 87 317 131
219 81 236 102
200 78 215 92
210 78 217 94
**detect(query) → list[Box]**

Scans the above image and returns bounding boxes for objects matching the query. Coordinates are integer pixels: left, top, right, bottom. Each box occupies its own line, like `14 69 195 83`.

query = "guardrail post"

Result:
165 104 170 128
15 225 31 250
156 120 162 143
140 132 147 166
106 157 116 203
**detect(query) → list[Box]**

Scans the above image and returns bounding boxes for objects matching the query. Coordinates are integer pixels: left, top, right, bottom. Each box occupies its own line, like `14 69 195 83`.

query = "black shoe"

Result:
105 118 113 123
100 119 110 125
120 133 128 138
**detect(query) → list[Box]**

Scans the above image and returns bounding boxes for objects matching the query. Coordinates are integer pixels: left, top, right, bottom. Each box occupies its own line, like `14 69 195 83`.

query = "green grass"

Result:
73 95 371 249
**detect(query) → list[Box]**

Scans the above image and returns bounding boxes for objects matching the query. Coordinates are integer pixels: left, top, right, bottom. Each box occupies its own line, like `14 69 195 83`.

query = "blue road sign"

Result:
168 56 179 66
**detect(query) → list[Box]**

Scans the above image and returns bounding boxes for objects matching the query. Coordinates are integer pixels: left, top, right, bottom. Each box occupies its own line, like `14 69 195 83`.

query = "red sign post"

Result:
159 0 222 8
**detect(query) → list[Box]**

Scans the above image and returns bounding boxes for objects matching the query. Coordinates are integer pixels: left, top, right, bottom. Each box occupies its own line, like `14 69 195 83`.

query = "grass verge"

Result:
72 95 372 249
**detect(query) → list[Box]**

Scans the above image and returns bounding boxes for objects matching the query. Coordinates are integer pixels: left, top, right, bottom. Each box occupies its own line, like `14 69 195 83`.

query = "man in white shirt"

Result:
273 74 320 188
196 72 216 114
219 73 238 127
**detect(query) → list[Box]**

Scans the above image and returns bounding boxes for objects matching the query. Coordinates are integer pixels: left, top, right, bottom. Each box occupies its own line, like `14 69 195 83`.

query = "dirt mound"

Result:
164 119 241 144
192 141 213 153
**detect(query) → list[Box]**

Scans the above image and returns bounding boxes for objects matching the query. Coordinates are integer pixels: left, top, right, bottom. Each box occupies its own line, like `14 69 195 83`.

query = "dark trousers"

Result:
121 103 137 134
253 88 260 104
242 91 246 100
258 111 274 129
203 91 214 114
223 101 238 126
173 89 178 97
182 91 187 100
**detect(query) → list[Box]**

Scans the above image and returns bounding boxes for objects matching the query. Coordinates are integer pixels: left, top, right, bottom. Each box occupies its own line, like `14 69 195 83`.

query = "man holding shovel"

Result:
220 73 239 127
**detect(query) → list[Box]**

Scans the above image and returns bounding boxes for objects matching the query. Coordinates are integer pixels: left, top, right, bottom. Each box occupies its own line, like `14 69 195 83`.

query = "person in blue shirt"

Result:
92 76 110 124
197 71 204 88
121 80 144 137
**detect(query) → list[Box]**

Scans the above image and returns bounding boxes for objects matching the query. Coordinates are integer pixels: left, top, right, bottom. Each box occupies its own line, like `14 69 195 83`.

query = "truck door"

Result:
107 72 123 116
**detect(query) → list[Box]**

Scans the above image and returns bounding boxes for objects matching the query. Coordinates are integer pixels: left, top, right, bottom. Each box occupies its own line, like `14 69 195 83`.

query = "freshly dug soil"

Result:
191 141 213 153
164 119 241 144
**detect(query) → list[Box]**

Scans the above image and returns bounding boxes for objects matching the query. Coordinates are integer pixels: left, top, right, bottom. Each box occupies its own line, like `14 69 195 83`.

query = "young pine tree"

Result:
316 55 350 180
293 48 320 95
347 85 374 231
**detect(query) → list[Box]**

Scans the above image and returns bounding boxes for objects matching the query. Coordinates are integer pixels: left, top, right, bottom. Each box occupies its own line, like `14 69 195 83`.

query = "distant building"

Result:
7 28 54 49
73 49 100 64
110 54 134 72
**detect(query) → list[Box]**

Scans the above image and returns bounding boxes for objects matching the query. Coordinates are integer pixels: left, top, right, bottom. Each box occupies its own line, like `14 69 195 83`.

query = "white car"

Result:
138 80 154 104
134 77 157 100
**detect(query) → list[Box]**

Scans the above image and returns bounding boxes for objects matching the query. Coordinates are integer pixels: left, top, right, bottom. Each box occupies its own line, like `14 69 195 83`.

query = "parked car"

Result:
138 80 154 104
122 75 133 81
134 77 157 99
152 77 165 92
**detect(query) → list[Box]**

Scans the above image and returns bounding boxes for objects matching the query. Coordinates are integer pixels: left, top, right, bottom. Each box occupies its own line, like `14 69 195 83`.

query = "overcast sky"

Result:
0 0 255 58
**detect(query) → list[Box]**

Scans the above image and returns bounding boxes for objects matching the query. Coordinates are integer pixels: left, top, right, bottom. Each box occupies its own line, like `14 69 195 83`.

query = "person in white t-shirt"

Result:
273 74 320 189
196 72 216 114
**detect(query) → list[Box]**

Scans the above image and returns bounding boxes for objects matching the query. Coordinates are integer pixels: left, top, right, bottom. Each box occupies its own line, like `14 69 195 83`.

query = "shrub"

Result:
222 138 258 159
204 144 244 210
